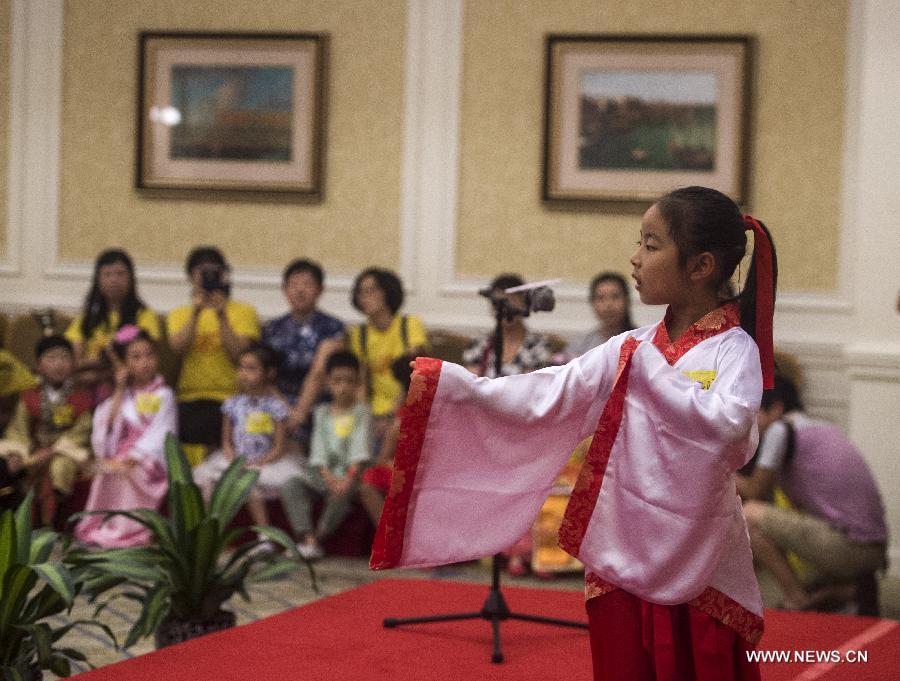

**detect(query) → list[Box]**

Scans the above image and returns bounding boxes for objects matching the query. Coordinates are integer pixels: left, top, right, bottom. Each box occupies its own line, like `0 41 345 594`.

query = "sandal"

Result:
507 555 528 577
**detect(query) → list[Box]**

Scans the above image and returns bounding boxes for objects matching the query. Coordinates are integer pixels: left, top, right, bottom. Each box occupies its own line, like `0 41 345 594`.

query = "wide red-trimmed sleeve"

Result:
370 357 443 569
559 337 639 557
369 338 626 570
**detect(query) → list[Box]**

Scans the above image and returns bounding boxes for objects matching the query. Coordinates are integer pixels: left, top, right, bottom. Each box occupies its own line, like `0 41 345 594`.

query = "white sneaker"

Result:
250 541 281 555
248 535 280 556
296 542 324 560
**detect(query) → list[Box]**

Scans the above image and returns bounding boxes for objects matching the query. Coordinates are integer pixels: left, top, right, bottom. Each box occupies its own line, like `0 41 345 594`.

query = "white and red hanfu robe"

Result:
371 304 764 677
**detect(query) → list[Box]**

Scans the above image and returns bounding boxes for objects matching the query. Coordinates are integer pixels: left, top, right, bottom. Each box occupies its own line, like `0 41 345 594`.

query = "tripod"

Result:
382 290 588 664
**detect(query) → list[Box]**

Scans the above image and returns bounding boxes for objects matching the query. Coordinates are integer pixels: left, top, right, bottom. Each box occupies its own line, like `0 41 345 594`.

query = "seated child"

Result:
358 356 412 527
0 336 92 526
194 342 304 545
75 326 177 547
281 351 372 559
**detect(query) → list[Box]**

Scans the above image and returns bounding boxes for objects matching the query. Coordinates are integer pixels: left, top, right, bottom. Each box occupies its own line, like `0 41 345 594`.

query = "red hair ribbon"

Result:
743 215 775 389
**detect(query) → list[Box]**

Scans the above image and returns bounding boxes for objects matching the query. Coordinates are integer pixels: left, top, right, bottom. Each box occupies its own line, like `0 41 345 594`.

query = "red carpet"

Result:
751 609 898 681
71 579 899 680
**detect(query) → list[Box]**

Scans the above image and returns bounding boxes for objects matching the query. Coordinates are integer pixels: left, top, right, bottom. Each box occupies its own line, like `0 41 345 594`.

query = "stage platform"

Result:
71 578 899 680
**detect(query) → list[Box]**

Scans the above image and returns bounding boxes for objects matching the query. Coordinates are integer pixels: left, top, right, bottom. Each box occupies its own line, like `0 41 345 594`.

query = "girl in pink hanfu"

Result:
76 326 176 548
371 187 778 681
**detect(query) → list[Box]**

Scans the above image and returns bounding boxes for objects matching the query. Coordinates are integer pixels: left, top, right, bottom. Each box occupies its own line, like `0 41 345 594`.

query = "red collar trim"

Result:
652 302 740 366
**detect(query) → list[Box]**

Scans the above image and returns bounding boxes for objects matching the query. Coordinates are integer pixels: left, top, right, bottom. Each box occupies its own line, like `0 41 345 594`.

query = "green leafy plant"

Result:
1 492 115 681
68 434 315 649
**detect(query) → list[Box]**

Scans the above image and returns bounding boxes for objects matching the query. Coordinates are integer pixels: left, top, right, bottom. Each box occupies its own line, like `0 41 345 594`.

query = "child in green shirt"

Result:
281 351 371 559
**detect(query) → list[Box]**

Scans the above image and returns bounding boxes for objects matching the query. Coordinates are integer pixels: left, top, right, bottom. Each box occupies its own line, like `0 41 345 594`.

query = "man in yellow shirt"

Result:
167 247 260 464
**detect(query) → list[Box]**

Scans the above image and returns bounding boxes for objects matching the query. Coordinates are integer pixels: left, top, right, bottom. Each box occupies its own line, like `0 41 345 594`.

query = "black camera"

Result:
200 266 230 295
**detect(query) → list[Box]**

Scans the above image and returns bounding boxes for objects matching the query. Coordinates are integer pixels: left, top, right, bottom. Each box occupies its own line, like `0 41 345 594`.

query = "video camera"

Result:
478 279 558 319
200 266 231 296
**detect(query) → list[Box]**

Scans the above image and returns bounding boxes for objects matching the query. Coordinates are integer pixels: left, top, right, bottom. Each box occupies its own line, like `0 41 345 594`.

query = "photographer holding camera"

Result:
166 246 260 466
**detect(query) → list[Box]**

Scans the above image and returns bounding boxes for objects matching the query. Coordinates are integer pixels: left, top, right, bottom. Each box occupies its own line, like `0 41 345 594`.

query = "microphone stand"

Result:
382 296 588 664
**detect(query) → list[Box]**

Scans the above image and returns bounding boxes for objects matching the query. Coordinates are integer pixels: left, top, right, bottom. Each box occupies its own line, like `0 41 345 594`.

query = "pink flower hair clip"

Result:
114 324 141 344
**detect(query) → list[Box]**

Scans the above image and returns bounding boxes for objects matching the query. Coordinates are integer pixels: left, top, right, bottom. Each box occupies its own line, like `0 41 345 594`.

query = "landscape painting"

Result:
169 65 294 162
543 36 750 203
578 70 717 171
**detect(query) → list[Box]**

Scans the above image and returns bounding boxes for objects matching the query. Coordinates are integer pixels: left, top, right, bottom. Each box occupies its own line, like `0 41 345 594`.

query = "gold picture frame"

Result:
137 32 327 198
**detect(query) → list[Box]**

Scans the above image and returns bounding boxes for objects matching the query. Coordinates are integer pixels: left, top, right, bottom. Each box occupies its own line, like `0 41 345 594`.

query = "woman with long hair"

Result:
64 249 160 397
567 272 636 358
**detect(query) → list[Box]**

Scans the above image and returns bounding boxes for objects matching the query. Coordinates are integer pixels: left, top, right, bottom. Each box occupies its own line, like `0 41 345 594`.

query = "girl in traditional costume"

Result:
76 326 176 547
371 186 777 681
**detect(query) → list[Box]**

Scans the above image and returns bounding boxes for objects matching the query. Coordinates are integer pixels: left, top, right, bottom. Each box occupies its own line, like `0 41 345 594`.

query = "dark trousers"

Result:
178 400 223 447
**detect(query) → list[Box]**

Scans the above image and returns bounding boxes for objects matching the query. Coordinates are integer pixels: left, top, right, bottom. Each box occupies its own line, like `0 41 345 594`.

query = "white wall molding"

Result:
0 0 63 289
843 0 900 577
0 0 28 275
401 0 463 313
845 342 900 382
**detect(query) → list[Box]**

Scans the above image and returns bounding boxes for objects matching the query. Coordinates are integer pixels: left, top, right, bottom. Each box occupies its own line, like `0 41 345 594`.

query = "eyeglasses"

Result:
357 286 381 296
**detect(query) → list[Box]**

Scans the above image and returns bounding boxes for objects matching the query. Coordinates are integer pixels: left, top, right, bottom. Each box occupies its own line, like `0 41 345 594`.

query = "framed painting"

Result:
543 35 752 204
137 32 327 198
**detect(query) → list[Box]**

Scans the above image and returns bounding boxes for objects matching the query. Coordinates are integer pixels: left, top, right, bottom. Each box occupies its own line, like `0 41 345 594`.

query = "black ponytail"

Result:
738 218 777 345
656 186 778 352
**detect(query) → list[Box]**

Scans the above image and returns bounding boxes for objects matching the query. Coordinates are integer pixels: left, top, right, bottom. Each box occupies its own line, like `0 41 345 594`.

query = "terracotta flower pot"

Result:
154 610 237 648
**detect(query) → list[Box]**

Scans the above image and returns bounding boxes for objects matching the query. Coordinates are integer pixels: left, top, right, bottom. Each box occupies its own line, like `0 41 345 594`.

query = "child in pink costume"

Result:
372 187 778 681
76 326 176 547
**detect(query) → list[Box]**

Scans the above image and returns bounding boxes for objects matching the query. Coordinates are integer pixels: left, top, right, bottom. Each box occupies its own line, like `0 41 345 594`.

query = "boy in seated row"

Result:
0 336 93 525
281 351 371 559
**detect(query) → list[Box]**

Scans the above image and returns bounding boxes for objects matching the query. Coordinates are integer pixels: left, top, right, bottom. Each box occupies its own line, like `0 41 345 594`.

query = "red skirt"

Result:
586 589 761 681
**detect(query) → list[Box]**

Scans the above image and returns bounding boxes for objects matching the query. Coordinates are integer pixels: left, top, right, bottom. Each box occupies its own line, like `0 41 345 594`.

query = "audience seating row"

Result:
0 309 483 380
0 308 479 555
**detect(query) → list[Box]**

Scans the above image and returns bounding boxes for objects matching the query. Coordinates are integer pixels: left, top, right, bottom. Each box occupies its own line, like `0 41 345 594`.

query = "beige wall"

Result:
456 0 848 292
0 1 10 259
59 0 406 272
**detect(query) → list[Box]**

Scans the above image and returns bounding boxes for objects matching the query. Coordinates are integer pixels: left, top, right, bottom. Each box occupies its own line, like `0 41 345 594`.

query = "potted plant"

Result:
1 492 115 680
68 434 315 649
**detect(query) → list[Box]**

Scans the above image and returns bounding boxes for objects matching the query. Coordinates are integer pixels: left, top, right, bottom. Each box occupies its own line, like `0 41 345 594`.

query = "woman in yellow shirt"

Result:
348 268 427 434
65 249 160 397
